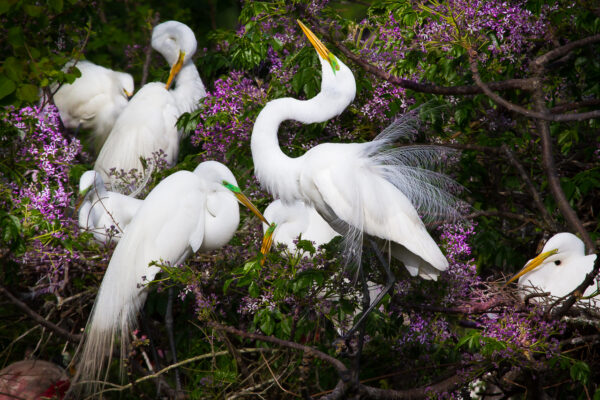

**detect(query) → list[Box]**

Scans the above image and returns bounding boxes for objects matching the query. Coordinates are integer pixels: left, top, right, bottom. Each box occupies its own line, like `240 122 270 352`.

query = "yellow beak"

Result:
123 88 133 99
505 249 559 285
222 181 269 225
297 20 340 72
260 223 277 266
165 50 185 90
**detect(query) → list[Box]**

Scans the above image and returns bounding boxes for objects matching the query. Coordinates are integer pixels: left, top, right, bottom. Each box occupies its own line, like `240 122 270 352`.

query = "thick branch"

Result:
0 284 82 343
468 51 600 122
532 34 600 68
551 99 600 113
358 373 464 399
530 87 595 253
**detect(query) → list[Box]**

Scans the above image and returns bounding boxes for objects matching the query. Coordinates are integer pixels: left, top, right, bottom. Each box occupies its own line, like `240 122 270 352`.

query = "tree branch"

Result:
0 284 82 343
532 34 600 68
468 50 600 122
551 256 600 319
207 321 351 382
530 86 595 253
140 12 160 88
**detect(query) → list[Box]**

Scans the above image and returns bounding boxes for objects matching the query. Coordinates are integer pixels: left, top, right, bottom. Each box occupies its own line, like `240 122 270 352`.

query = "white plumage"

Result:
262 199 339 254
78 170 142 244
75 161 240 390
509 232 598 302
251 22 458 280
51 60 133 147
94 21 206 186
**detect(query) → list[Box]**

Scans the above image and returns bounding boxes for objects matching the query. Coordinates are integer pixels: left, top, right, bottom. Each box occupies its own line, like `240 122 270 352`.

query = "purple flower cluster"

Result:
2 105 81 222
191 71 266 162
358 79 410 125
440 221 480 302
416 0 551 62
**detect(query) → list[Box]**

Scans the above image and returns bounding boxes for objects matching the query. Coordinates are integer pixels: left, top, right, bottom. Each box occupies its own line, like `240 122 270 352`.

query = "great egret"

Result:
251 21 459 332
74 161 264 391
262 199 339 254
78 170 142 244
94 21 206 186
506 232 598 302
50 60 134 148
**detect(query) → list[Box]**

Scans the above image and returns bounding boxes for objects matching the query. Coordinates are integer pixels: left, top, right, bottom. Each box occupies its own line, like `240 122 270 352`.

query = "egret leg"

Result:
343 239 396 339
140 308 163 396
165 286 182 394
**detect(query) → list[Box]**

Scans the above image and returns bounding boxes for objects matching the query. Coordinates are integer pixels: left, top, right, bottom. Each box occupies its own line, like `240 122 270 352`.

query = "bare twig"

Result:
500 144 556 229
207 321 351 382
0 284 82 343
140 12 160 87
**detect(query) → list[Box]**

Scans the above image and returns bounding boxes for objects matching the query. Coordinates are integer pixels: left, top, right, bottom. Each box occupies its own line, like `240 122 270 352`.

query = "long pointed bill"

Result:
74 187 91 211
222 181 269 225
123 88 133 99
165 51 185 90
505 249 559 286
297 20 340 72
260 222 277 266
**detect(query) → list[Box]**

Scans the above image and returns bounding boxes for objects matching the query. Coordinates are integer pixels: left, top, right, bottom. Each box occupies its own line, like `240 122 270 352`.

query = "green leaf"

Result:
0 75 16 99
248 281 260 298
570 361 590 385
16 84 39 102
259 312 275 335
7 26 24 48
23 4 43 16
48 0 63 12
4 57 24 81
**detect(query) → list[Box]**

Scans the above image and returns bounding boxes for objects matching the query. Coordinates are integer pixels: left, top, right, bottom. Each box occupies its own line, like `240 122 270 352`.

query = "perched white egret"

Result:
75 161 263 390
252 21 457 278
50 60 133 147
78 170 142 244
507 232 598 302
262 199 339 254
94 20 206 186
251 21 459 335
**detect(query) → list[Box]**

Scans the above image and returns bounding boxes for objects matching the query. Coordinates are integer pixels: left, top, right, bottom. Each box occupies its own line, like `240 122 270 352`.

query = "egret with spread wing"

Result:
251 21 460 334
94 21 206 186
506 232 598 303
50 60 133 148
74 161 264 392
78 170 142 244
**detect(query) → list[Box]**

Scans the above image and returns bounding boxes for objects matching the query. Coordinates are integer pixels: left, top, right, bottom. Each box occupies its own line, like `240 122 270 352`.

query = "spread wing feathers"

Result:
367 115 462 224
75 172 206 392
312 166 448 278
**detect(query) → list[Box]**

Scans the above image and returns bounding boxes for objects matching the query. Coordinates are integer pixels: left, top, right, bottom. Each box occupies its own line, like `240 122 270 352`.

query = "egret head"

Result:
297 20 356 109
506 232 586 285
152 21 198 90
115 72 134 98
79 170 101 195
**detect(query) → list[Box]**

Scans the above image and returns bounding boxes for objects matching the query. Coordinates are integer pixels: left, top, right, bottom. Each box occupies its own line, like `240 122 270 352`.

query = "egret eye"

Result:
554 260 562 266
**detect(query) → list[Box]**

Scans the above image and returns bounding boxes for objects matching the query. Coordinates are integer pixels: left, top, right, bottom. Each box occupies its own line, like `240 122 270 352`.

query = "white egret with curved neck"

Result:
506 232 598 303
78 170 142 244
94 20 206 187
74 161 266 392
50 60 133 148
251 21 460 334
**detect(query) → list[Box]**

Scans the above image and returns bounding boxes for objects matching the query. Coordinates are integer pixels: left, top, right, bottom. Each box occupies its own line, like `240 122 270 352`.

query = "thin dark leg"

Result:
343 239 396 339
166 286 182 394
140 308 162 396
